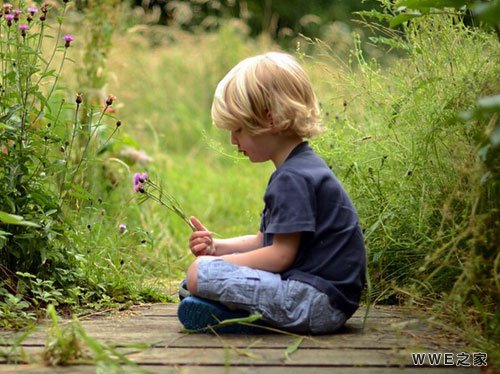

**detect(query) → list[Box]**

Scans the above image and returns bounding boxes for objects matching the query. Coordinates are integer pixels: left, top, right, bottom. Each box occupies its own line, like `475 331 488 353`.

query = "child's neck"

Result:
271 136 304 168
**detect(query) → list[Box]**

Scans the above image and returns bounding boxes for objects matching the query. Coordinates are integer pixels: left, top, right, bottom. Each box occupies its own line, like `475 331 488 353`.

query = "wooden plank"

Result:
0 319 445 351
1 346 481 369
0 303 479 374
0 305 458 353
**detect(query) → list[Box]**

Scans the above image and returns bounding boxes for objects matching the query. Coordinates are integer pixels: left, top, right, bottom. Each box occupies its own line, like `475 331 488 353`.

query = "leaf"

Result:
0 211 40 228
0 105 22 123
0 123 16 131
0 212 27 224
0 230 12 239
16 272 36 279
397 0 471 10
285 336 304 360
355 10 394 22
390 12 422 27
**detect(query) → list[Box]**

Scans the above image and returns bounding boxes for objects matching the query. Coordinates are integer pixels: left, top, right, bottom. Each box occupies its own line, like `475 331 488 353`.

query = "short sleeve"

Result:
263 170 316 234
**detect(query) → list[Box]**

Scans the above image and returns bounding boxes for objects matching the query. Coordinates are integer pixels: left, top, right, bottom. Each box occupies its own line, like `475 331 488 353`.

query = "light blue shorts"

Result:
195 257 347 334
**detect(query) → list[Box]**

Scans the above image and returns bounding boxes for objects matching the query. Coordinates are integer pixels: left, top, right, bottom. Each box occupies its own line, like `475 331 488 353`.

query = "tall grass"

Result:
309 14 499 359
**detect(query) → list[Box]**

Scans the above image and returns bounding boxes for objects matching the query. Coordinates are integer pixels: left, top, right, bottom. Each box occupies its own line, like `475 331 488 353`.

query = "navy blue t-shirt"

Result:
259 142 366 318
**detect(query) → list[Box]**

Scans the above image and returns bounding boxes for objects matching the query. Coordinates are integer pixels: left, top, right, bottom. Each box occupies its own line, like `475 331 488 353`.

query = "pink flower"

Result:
2 3 12 13
27 6 38 15
133 172 148 193
63 34 74 48
5 13 14 26
19 23 28 36
12 8 21 21
119 224 127 233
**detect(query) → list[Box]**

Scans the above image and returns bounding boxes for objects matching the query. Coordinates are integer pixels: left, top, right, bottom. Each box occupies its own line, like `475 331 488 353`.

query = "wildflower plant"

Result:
133 172 196 231
0 0 124 313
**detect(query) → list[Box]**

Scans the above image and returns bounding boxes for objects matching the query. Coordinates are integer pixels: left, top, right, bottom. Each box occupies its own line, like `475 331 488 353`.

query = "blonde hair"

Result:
211 52 323 138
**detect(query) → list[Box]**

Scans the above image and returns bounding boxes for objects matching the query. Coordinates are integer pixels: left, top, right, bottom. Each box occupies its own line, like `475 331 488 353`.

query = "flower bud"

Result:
63 34 74 48
5 14 14 26
76 93 83 104
12 8 21 21
105 95 116 106
19 24 28 37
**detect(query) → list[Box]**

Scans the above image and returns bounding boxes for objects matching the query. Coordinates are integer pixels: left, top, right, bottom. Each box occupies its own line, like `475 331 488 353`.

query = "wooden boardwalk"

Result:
0 303 483 373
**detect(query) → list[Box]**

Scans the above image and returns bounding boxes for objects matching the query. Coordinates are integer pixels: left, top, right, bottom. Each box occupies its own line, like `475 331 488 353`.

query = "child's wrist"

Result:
209 241 217 256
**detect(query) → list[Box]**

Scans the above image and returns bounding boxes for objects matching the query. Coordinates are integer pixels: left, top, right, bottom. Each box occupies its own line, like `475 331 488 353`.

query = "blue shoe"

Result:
177 296 268 334
178 279 190 301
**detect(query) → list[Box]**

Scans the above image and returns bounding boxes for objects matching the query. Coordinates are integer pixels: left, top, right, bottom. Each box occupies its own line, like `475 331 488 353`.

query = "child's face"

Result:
230 126 278 164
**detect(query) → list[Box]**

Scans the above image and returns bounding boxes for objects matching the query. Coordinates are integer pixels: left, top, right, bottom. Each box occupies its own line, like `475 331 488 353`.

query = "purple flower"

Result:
27 6 38 15
19 23 28 36
134 183 143 193
63 34 74 48
133 172 141 186
119 224 127 233
4 13 14 26
2 3 12 13
133 172 148 193
12 8 21 21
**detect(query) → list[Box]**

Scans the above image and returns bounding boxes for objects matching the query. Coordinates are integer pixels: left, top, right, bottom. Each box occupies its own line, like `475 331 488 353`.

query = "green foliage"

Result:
0 288 35 329
0 0 161 328
313 3 499 357
1 1 74 280
76 0 124 105
390 0 500 33
43 304 152 371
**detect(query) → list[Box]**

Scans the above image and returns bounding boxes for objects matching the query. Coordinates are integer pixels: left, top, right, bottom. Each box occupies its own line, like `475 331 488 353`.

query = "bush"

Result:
0 0 162 326
312 4 499 360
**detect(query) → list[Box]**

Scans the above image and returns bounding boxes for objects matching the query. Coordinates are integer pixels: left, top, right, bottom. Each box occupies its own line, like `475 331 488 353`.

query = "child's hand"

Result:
189 216 215 256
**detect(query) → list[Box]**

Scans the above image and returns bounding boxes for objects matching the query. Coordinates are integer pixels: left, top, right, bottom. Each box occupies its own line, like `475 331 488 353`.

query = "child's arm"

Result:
213 233 264 255
189 216 263 256
219 232 301 273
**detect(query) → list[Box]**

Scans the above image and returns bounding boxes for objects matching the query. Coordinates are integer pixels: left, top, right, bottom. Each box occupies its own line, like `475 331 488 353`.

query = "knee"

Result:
186 259 199 295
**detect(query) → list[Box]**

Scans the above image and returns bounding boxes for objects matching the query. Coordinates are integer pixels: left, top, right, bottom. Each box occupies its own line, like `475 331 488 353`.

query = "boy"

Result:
177 52 366 334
